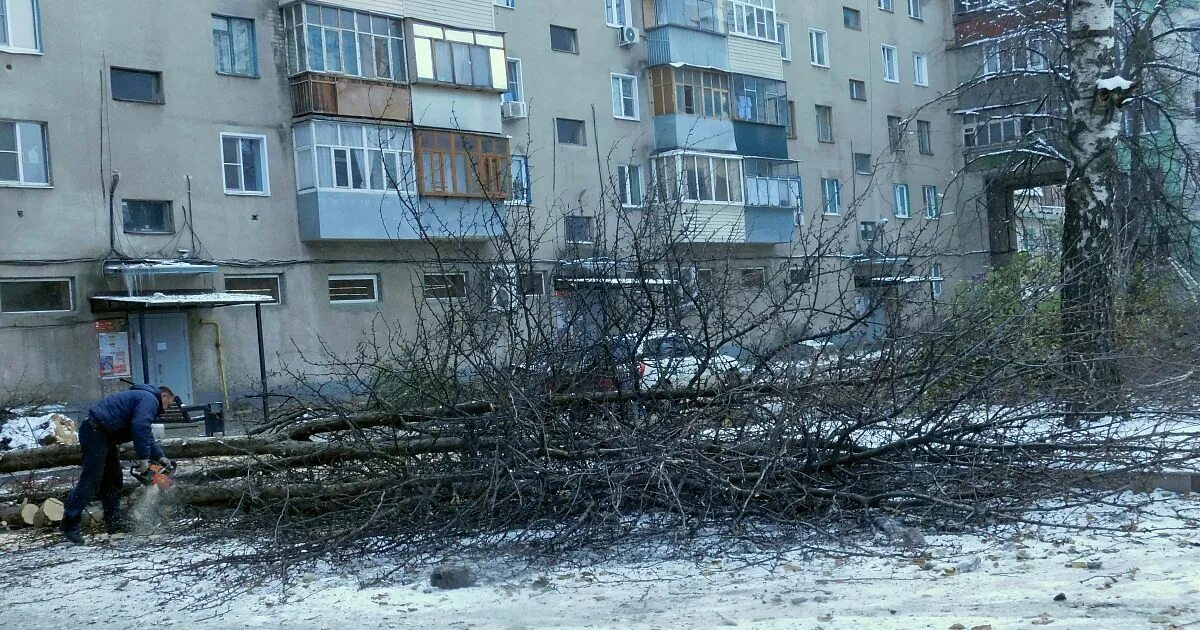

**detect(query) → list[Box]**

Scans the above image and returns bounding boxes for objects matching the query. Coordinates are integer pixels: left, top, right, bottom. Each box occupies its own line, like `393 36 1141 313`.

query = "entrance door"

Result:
129 313 193 405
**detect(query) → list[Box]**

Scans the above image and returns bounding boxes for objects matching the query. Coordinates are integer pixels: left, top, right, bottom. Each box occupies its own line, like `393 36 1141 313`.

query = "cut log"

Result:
20 502 39 526
0 503 25 529
41 498 64 522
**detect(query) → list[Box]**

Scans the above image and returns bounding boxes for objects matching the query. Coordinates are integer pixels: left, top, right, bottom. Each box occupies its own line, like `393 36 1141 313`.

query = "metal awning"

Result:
103 260 221 275
857 275 930 287
558 278 677 286
89 292 273 311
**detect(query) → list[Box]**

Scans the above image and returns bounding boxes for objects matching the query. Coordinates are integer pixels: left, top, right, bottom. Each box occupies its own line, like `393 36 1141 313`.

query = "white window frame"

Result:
1028 37 1049 71
728 0 777 42
565 215 595 243
293 121 416 194
224 274 283 305
815 105 834 143
221 132 270 196
0 277 73 314
931 262 944 297
506 154 531 205
328 274 380 304
503 57 524 103
605 0 632 27
777 20 792 61
808 28 829 67
423 272 468 300
983 43 1001 74
913 53 929 86
611 73 640 121
285 4 407 82
849 78 866 101
893 183 911 218
907 0 923 19
821 178 841 215
879 0 895 12
494 0 516 8
922 185 940 219
0 119 50 187
0 0 41 54
651 151 746 204
617 163 644 207
916 119 933 154
881 45 899 83
520 270 547 296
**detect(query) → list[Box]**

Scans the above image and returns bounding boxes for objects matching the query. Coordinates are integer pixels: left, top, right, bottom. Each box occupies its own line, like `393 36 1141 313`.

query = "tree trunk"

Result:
1061 0 1123 423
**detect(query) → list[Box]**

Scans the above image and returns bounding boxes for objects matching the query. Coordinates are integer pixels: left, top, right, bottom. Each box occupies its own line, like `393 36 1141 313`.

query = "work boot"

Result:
61 523 85 546
105 516 129 535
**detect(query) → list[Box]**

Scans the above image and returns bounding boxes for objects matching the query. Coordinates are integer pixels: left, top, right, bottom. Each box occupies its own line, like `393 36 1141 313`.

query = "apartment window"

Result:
743 158 800 208
893 183 911 218
983 43 1001 74
550 25 578 53
913 53 929 86
860 221 878 243
821 178 841 215
281 3 407 82
881 45 899 82
294 121 415 193
922 185 940 219
556 118 587 145
221 133 269 195
611 73 640 120
787 266 811 286
605 0 632 27
887 115 904 151
111 68 164 104
0 0 40 52
651 66 731 118
843 7 862 30
786 100 797 138
962 115 1026 147
907 0 923 19
741 267 766 288
121 200 173 234
212 15 258 77
879 0 894 11
508 155 531 205
732 75 789 125
328 275 379 303
565 216 594 243
423 273 467 299
0 120 49 185
0 279 72 313
728 0 777 41
495 0 516 7
777 20 792 60
1194 91 1200 123
1028 38 1049 70
849 79 867 101
917 120 932 154
414 129 509 198
652 152 744 203
414 23 505 89
931 262 944 297
809 29 829 67
815 105 834 143
853 152 872 174
503 58 524 103
520 271 546 296
617 163 644 207
225 275 282 304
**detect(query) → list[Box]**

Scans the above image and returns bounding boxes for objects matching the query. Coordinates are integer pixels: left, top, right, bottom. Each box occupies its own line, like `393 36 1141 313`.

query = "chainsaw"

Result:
130 461 177 489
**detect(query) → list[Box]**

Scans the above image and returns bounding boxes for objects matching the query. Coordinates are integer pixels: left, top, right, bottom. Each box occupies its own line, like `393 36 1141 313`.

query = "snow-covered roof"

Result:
1097 76 1134 91
104 260 220 275
90 292 274 309
558 278 678 286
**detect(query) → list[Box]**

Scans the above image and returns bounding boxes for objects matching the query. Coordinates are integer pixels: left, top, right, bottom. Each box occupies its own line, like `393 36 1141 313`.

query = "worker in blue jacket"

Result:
60 384 176 545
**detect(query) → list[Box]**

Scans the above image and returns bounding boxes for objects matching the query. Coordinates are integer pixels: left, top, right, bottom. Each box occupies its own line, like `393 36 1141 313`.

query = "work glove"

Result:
136 459 152 475
157 456 173 470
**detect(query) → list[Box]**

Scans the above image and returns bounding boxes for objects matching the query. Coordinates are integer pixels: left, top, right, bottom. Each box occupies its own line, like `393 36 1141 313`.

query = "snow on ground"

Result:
0 411 73 450
2 491 1200 629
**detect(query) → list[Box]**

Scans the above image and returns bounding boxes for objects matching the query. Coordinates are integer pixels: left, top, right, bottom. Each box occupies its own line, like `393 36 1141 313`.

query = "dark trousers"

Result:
61 420 123 531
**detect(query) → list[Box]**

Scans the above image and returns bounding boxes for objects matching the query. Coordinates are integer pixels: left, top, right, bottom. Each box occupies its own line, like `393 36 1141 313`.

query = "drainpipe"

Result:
199 320 231 414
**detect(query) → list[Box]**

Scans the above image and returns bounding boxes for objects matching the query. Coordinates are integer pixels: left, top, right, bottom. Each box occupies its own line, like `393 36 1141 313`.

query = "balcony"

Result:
743 158 799 243
647 26 729 70
298 191 503 241
289 72 412 123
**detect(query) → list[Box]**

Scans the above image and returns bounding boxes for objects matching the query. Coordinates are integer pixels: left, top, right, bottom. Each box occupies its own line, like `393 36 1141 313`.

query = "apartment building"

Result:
0 0 985 410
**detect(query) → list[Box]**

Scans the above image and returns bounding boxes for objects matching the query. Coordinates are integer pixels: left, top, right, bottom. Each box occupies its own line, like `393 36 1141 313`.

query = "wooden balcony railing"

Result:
289 72 412 122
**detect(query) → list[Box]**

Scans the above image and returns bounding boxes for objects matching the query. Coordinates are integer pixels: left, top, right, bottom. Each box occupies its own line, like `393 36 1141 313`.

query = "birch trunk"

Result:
1062 0 1122 422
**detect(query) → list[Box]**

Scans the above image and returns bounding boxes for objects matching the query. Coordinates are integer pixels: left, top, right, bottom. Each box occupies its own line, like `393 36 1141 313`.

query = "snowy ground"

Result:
2 491 1200 629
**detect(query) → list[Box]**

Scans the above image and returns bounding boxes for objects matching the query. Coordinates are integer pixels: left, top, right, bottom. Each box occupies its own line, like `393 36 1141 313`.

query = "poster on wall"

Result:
96 320 132 379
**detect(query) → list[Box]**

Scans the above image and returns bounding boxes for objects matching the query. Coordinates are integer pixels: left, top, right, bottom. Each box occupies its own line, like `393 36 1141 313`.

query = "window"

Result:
843 7 862 29
860 221 878 243
786 100 798 138
414 23 505 89
294 121 416 193
565 216 594 243
743 158 800 209
550 25 578 52
503 58 523 103
893 183 911 218
0 0 40 52
328 275 379 303
821 178 841 215
423 273 467 299
414 129 509 198
0 120 49 185
913 53 928 86
922 185 940 219
221 133 269 195
611 73 639 120
110 68 164 104
650 66 732 118
495 0 516 7
1194 91 1200 123
777 20 792 60
879 0 894 11
121 200 173 234
1028 38 1049 70
728 0 777 41
508 155 531 205
652 152 744 203
787 266 811 286
520 271 546 296
606 0 631 27
740 267 766 288
282 3 407 82
931 262 944 297
225 275 282 304
907 0 923 19
809 29 829 67
849 79 867 101
853 152 872 174
617 163 644 207
983 43 1001 74
556 118 587 145
887 115 904 151
0 279 72 313
881 45 899 82
732 75 789 125
815 105 834 143
212 15 258 77
917 120 932 154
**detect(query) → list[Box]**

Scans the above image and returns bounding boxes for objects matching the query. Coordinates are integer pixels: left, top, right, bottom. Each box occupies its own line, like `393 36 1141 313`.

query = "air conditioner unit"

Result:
501 100 528 120
618 26 640 46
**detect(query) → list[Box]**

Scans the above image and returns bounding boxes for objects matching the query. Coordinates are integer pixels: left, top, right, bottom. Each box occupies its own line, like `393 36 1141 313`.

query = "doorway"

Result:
129 312 194 405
